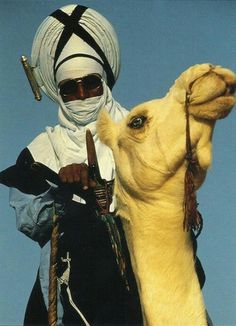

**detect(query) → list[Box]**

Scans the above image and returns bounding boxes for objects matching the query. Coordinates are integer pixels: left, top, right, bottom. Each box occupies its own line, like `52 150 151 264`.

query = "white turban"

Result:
31 4 120 102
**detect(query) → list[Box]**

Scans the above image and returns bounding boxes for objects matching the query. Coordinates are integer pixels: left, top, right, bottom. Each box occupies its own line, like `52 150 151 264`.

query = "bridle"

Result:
183 66 221 237
182 67 215 236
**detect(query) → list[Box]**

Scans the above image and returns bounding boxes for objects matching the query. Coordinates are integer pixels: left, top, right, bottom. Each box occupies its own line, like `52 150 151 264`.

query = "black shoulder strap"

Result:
50 5 115 89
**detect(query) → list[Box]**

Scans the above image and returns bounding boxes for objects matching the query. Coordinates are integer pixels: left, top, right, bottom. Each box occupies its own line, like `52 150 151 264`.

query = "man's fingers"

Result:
59 163 94 189
72 164 82 183
58 167 68 183
59 164 80 183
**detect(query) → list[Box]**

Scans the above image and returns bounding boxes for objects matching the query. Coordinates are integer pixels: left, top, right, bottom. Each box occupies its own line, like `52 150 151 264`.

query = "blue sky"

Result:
0 0 236 325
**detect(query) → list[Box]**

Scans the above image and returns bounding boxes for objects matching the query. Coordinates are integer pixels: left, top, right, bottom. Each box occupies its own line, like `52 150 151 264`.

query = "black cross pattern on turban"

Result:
51 5 116 89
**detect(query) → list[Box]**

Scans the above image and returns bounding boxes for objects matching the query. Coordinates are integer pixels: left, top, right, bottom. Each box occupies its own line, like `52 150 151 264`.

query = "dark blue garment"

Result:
57 201 143 325
24 201 143 326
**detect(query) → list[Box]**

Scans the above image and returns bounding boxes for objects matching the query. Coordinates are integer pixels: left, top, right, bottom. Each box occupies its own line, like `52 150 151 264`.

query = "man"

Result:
1 4 143 325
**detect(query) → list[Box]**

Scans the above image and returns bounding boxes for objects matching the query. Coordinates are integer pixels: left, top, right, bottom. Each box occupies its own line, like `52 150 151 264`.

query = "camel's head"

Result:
171 63 236 120
97 64 236 216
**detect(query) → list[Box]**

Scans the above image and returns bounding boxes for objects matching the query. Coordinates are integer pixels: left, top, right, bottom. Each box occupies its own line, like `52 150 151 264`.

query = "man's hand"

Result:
58 163 97 190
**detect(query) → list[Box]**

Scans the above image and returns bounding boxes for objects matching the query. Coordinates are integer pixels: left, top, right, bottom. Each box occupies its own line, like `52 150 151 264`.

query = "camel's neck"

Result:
121 198 190 268
118 189 207 326
116 167 186 224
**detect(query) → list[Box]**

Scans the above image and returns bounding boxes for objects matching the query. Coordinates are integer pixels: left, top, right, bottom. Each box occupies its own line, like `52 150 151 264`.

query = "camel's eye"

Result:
128 115 147 129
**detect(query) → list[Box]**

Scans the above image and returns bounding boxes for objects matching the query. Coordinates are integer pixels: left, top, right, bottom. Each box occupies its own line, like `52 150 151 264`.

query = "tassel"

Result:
183 158 203 236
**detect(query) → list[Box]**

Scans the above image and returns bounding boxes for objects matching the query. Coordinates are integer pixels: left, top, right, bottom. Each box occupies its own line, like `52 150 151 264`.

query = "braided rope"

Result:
48 207 60 326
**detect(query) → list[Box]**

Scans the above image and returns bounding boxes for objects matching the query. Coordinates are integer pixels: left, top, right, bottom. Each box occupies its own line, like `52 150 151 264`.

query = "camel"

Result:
97 63 236 325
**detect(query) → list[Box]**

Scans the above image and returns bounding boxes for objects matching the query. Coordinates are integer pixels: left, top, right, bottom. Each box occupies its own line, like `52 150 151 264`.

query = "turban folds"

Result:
31 4 120 102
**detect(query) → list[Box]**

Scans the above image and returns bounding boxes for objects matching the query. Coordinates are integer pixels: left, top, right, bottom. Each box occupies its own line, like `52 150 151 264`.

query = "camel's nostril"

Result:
224 84 236 96
228 84 236 95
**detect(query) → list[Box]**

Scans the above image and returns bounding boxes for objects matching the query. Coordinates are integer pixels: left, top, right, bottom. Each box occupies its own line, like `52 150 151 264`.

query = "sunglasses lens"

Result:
60 80 78 96
83 75 102 90
59 75 102 97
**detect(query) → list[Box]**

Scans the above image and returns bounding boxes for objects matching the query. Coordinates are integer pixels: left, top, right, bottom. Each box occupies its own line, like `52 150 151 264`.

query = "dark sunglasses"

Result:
59 74 103 96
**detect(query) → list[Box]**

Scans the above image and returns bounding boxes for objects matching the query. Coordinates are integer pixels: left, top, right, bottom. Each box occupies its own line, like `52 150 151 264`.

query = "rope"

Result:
48 207 60 326
58 252 91 326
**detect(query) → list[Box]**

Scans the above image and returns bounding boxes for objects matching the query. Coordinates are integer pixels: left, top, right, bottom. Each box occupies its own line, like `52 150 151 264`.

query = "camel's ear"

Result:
97 109 118 149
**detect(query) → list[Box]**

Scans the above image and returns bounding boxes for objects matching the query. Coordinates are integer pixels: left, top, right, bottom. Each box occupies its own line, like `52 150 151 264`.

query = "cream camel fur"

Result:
97 64 236 326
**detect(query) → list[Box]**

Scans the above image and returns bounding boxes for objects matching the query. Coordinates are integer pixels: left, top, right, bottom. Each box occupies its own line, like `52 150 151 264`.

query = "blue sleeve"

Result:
9 187 56 243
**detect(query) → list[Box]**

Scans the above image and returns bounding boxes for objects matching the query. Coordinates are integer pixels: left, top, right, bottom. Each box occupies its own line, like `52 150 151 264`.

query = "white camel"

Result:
97 64 236 325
